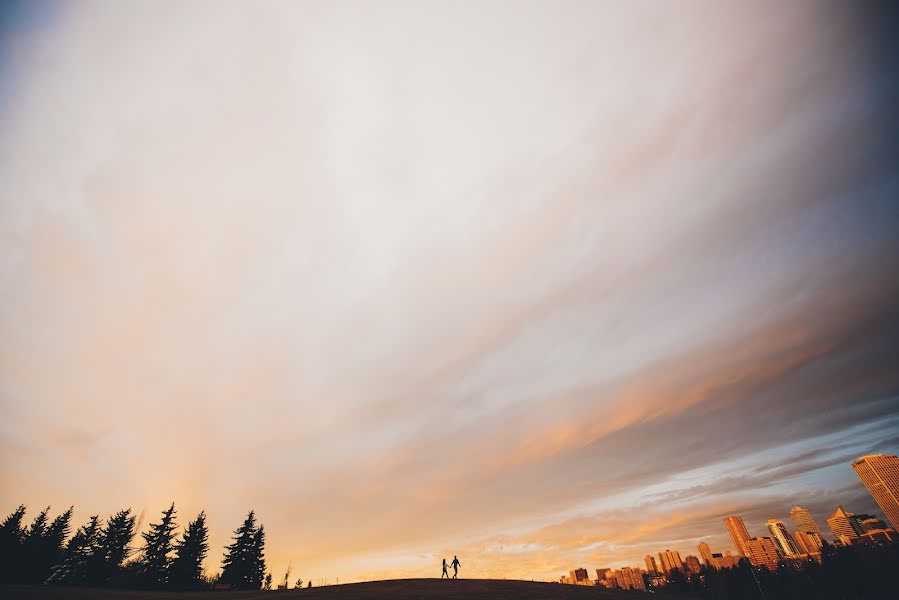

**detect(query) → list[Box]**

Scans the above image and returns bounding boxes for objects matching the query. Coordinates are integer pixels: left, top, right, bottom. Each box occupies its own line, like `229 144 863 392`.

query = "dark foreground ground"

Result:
2 579 698 600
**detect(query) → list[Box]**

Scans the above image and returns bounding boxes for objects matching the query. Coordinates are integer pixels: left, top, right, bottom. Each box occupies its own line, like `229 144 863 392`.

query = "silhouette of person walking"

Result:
441 558 450 579
451 555 461 579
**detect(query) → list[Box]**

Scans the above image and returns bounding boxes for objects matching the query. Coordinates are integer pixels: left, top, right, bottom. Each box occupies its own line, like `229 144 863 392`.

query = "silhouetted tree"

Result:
47 515 102 585
82 509 136 586
169 511 209 590
22 506 73 583
220 510 266 590
0 505 27 582
137 503 177 588
263 571 273 590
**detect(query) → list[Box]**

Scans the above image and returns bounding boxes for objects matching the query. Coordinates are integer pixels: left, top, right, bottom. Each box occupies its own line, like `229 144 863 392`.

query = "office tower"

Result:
698 541 713 565
569 568 589 583
684 555 702 574
657 549 684 574
852 454 899 530
724 515 752 556
789 505 822 536
644 555 658 575
745 537 780 571
766 519 799 556
827 505 864 542
613 567 646 591
792 530 823 554
855 516 888 532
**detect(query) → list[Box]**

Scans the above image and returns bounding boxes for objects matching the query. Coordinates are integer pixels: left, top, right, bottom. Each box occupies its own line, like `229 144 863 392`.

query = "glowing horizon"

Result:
1 0 897 584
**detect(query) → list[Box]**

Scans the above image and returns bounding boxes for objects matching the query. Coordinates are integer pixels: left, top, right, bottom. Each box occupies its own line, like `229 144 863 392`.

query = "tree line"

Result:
0 503 272 590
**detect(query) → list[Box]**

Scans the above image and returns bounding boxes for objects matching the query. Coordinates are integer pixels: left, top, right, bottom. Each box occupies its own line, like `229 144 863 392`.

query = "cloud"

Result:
1 0 898 583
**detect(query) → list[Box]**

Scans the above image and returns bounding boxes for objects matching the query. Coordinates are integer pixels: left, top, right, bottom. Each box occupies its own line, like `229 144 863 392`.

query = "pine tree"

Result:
83 509 136 586
21 507 51 582
138 503 177 588
0 505 27 582
253 525 267 589
169 511 209 590
24 507 73 583
220 510 266 590
47 515 102 585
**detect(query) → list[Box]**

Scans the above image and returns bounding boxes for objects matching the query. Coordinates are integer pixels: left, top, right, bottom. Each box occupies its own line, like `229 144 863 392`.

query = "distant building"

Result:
792 530 823 554
852 454 899 530
698 541 713 566
766 519 799 556
827 505 864 543
712 554 742 570
745 537 780 571
684 555 702 575
657 549 684 574
644 555 658 575
790 505 822 536
858 528 898 545
724 515 752 556
569 568 589 583
613 567 645 590
595 568 612 581
854 515 888 533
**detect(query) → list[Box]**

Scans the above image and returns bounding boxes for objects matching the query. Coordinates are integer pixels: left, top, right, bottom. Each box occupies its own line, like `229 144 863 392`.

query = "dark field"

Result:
2 579 697 600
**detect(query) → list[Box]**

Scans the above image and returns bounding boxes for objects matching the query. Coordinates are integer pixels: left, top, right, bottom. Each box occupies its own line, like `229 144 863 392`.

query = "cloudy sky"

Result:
1 0 898 584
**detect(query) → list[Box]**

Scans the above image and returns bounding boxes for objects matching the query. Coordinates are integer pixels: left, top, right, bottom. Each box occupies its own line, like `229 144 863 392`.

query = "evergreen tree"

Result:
0 505 27 583
21 507 51 582
47 515 102 585
220 510 266 590
263 571 273 590
83 509 136 586
25 507 73 583
253 525 266 589
137 503 177 588
169 511 209 590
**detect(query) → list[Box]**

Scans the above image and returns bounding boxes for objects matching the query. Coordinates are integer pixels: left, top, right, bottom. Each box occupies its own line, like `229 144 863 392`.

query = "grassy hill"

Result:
3 579 698 599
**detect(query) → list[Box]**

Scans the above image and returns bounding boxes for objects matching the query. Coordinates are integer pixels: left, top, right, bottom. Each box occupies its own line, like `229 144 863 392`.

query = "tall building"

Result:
792 530 823 554
827 505 864 543
569 568 589 583
698 541 713 565
684 555 702 575
724 515 752 556
789 505 821 536
657 549 684 574
612 567 646 591
855 515 888 532
644 555 658 575
745 537 780 571
766 519 799 556
852 454 899 530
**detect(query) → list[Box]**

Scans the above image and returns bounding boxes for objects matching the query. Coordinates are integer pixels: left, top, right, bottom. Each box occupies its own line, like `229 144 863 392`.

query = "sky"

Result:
1 0 898 585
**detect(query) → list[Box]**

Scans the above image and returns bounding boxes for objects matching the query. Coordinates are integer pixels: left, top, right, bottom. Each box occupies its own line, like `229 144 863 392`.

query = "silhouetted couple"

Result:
441 555 461 579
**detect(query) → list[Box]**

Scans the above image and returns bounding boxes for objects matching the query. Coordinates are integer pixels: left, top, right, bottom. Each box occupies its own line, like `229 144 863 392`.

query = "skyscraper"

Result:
684 555 702 575
745 537 780 571
657 549 684 574
644 555 658 575
852 454 899 530
724 515 751 556
792 530 823 554
827 505 864 543
698 541 713 565
766 519 799 556
789 505 821 536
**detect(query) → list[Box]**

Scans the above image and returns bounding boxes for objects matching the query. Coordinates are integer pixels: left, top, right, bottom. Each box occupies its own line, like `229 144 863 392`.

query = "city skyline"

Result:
2 0 898 585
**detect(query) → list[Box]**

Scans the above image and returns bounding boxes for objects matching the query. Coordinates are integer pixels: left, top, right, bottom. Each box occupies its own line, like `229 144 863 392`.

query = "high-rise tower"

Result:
766 519 798 556
852 454 899 530
827 505 864 543
724 515 751 556
789 505 821 535
698 541 713 565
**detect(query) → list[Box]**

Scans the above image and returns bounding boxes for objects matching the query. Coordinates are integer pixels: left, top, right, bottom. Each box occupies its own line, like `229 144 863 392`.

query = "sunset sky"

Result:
1 0 898 584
